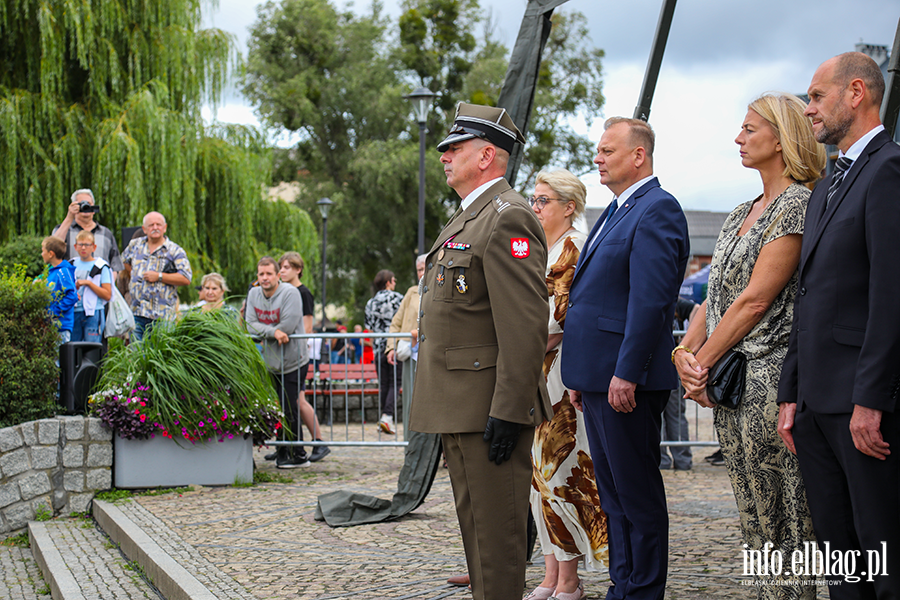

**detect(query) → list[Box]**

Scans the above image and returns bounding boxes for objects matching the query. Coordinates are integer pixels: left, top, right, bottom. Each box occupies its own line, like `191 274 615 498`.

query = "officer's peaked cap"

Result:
436 103 526 154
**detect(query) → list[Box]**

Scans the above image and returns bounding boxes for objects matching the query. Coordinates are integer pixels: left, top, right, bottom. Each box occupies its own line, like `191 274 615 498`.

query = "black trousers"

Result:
272 369 305 458
377 352 402 419
794 406 900 599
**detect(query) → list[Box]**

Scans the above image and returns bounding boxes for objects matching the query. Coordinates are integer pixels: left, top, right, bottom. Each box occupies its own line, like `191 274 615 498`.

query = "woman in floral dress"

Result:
674 93 825 599
526 170 608 600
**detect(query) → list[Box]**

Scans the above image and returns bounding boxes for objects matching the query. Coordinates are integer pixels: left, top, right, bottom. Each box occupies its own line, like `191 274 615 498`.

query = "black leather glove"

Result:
483 417 521 465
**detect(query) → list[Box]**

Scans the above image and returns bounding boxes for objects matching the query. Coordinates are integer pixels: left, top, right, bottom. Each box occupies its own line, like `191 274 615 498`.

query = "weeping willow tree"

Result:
0 0 317 295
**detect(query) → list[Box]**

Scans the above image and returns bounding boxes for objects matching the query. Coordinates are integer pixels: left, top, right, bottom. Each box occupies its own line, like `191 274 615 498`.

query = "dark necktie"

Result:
588 197 619 252
604 197 619 228
826 156 853 208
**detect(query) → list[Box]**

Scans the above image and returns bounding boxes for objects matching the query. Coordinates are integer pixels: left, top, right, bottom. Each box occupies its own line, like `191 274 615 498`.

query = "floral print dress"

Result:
707 183 816 599
529 229 609 569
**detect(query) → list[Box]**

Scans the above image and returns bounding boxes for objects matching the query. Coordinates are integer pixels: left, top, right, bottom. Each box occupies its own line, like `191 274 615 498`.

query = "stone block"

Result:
87 443 113 467
63 416 85 441
37 419 60 445
18 472 51 500
30 446 58 470
67 493 93 514
0 426 23 452
64 471 85 492
62 444 84 468
0 482 20 508
21 423 38 446
87 418 112 441
87 468 111 491
5 503 33 529
0 448 29 477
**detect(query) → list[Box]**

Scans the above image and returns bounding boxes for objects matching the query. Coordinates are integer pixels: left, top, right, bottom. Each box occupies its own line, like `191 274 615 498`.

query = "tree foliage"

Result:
244 0 604 313
0 0 316 297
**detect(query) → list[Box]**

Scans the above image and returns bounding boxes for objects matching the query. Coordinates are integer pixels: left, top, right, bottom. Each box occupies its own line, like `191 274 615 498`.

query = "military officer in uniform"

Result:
410 103 552 600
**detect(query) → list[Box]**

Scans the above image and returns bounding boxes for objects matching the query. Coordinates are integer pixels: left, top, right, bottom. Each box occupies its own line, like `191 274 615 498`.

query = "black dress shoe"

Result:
264 452 277 461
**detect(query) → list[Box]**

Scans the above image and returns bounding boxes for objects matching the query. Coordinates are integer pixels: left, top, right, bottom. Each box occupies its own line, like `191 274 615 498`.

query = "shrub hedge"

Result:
0 264 59 428
0 235 45 279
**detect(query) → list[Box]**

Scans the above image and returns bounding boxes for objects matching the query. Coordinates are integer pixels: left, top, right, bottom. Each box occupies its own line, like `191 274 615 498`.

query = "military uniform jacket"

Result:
410 179 553 434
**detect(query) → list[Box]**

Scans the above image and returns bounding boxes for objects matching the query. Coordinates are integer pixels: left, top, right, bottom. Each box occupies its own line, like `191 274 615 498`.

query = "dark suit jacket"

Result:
410 179 553 433
561 177 689 393
778 130 900 414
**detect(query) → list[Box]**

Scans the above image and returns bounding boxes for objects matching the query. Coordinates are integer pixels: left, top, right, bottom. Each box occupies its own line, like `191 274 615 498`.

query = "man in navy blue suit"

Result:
778 52 900 598
561 117 689 600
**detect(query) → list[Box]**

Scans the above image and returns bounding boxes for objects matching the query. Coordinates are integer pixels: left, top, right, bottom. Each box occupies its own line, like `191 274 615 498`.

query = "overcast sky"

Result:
202 0 899 212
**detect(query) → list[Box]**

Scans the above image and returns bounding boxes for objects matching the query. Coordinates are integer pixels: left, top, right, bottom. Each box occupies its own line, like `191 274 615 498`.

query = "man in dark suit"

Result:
778 52 900 598
410 103 552 600
561 117 689 600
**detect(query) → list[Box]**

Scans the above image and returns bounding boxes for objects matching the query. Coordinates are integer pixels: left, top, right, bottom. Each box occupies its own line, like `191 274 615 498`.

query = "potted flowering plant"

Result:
90 310 283 487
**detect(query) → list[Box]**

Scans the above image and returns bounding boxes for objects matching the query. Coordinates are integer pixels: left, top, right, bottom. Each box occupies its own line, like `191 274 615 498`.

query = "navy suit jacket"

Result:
778 130 900 414
561 177 689 393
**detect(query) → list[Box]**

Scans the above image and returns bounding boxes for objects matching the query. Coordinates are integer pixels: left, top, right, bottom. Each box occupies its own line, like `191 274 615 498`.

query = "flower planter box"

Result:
113 434 253 489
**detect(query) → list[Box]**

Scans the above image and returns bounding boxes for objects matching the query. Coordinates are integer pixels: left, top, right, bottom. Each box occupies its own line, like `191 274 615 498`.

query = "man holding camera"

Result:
52 189 123 272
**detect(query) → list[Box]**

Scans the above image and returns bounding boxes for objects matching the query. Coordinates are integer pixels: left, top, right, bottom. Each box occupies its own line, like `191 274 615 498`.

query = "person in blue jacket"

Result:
41 236 78 343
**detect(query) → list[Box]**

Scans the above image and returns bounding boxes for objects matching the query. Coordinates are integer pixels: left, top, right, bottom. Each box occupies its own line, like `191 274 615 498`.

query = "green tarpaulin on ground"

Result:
314 430 442 527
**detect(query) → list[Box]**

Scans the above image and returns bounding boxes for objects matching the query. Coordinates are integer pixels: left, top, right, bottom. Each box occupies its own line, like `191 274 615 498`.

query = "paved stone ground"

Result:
1 406 829 599
129 409 827 599
0 545 52 600
38 519 161 599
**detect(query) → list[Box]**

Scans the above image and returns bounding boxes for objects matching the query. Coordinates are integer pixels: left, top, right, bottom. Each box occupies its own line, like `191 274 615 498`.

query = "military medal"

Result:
455 268 467 294
437 265 445 286
438 249 445 260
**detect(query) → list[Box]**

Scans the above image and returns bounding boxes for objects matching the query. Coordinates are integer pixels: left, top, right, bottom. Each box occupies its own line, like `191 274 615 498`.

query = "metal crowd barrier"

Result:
260 331 720 452
263 332 413 449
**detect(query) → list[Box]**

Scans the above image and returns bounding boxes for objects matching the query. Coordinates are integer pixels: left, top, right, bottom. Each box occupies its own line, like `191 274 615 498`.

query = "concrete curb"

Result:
29 522 86 600
93 500 217 600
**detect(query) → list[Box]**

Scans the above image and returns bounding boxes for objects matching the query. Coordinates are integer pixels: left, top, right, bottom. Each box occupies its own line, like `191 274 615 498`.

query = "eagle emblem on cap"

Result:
511 238 530 258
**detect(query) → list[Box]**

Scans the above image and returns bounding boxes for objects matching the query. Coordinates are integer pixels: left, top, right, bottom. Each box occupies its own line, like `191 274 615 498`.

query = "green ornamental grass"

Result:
91 310 283 445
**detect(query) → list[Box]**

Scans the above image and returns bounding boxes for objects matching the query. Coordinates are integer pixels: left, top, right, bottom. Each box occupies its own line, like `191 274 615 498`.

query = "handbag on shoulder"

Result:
705 349 746 409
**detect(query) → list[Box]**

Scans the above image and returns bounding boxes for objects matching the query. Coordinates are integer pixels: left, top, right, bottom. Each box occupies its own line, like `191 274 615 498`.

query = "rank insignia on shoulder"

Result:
494 195 511 213
444 242 471 251
510 238 530 258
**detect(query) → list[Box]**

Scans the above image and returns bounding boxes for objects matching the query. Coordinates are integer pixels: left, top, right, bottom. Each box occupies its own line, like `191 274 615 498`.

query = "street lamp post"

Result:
317 197 334 331
404 87 436 256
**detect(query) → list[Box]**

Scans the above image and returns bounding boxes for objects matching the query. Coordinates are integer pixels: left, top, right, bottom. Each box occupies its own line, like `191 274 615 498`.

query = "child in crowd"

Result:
40 236 77 344
71 230 112 343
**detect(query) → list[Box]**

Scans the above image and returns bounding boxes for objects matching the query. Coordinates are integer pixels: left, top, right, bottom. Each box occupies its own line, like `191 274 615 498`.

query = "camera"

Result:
78 201 100 214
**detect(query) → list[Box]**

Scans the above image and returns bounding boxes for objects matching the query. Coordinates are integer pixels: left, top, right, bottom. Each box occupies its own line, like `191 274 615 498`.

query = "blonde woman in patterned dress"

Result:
525 170 608 600
673 93 825 599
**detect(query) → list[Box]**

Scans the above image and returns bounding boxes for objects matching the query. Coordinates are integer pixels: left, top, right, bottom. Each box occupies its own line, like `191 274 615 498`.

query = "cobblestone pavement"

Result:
38 519 161 599
1 406 827 599
0 545 52 600
129 410 827 600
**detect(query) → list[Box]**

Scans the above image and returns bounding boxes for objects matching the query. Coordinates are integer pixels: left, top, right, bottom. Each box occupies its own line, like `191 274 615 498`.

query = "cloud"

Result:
203 0 899 214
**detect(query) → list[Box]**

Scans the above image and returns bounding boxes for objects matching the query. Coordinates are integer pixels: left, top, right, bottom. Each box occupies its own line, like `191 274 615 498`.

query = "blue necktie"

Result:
826 156 852 208
604 197 619 228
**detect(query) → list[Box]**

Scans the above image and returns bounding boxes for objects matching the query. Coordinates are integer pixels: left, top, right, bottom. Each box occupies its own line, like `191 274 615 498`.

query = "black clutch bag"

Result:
706 349 746 409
